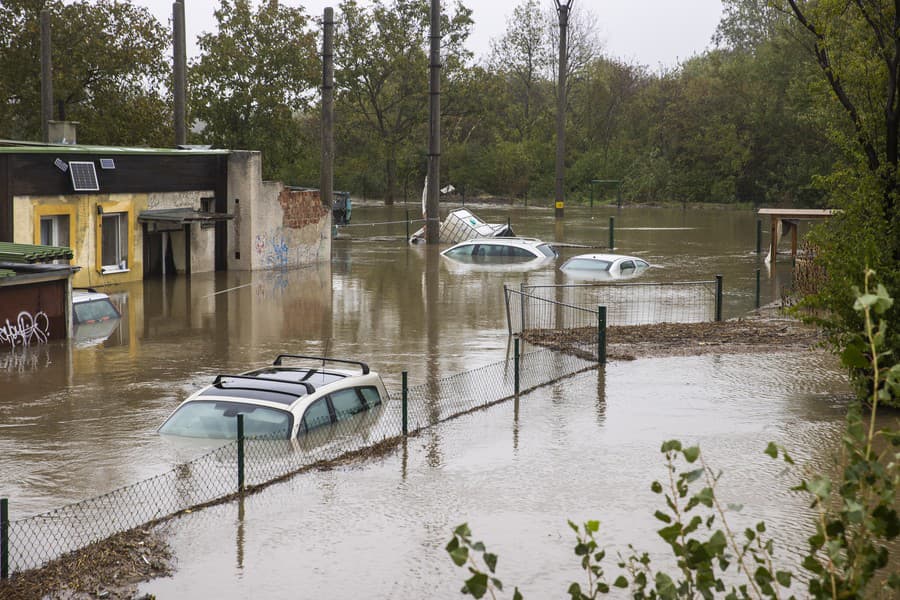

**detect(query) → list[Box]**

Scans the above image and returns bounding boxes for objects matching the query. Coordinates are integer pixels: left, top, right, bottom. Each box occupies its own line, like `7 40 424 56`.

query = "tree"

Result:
334 0 473 204
0 0 171 146
488 0 554 141
190 0 319 181
777 1 900 405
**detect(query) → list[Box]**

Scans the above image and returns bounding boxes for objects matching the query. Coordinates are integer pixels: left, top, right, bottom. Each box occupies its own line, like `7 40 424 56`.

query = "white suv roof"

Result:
158 355 389 439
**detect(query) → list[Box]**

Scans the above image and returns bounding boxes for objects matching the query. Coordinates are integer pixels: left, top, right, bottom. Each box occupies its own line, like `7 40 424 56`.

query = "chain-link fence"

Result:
1 346 596 576
505 279 721 335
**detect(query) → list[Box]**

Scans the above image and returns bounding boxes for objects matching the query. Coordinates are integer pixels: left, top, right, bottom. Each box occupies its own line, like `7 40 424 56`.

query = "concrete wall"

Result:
227 151 332 271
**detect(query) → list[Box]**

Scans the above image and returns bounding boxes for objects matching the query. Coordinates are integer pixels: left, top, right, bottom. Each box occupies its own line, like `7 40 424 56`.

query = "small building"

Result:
0 243 78 347
0 142 332 289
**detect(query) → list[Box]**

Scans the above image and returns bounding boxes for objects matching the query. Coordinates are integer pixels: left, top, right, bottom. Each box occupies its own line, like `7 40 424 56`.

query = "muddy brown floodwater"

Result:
1 204 896 599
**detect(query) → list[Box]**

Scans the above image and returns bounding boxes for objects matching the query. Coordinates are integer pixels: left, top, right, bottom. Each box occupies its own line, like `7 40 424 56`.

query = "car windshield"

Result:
159 400 292 439
564 258 612 271
73 298 120 324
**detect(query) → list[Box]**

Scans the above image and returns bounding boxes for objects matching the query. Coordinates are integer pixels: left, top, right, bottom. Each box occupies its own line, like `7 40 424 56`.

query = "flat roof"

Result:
0 140 230 156
757 208 836 217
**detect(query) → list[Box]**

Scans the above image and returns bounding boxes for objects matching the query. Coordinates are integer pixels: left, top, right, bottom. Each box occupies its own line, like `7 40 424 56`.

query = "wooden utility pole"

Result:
554 0 572 220
322 8 335 213
40 10 52 143
425 0 441 244
173 1 187 146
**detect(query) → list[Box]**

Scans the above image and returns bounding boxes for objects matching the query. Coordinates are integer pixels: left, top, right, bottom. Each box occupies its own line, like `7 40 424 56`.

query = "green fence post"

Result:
608 216 615 250
756 218 762 254
402 371 408 436
514 337 520 396
236 414 245 493
715 275 724 322
598 306 607 364
1 498 8 579
755 268 761 309
405 210 409 240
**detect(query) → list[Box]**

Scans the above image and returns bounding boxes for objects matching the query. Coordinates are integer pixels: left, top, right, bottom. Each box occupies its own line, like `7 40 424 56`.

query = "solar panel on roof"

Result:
54 158 68 172
99 158 115 169
69 161 99 191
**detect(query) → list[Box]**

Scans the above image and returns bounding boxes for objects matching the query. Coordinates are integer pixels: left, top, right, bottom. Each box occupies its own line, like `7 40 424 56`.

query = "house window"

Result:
101 212 129 272
40 215 70 247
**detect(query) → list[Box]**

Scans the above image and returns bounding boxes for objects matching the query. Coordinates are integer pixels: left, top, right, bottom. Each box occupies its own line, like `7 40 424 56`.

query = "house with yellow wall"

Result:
1 143 332 290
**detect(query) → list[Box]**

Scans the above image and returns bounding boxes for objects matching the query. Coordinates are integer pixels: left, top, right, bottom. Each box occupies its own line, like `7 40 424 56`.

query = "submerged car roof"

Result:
194 356 374 407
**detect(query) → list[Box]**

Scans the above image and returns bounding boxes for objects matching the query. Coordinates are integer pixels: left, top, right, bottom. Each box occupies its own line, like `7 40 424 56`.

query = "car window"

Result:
302 398 332 432
635 260 649 268
537 244 556 257
444 245 474 257
620 260 635 271
330 388 365 421
159 400 292 439
359 386 382 407
509 246 535 258
73 299 120 324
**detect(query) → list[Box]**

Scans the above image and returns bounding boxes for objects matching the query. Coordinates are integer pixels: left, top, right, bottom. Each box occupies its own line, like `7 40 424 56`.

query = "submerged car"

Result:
441 237 557 264
72 288 121 346
158 355 388 440
560 253 651 280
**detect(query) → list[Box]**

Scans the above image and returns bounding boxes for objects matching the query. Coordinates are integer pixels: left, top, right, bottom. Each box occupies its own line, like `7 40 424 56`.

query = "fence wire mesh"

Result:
3 347 596 575
506 280 718 335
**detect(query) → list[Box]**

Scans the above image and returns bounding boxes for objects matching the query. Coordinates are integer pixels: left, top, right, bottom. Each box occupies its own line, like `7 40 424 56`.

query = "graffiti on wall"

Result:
255 232 290 268
0 311 51 347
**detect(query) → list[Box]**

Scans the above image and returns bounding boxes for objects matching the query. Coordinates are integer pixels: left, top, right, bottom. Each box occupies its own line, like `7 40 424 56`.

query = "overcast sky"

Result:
131 0 724 69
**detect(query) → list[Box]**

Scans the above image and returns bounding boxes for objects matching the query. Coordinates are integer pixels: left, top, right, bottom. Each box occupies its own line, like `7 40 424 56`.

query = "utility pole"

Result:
173 1 187 147
40 10 52 143
425 0 441 244
322 8 335 216
554 0 573 220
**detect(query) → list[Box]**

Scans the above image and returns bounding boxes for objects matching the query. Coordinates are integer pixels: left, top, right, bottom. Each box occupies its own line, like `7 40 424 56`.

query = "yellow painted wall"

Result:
13 193 148 288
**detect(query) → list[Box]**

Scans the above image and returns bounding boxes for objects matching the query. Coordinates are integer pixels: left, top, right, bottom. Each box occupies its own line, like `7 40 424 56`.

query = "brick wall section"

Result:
279 189 329 229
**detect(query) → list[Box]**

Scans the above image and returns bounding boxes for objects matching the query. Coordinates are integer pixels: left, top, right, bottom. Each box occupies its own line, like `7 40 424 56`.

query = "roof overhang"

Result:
139 208 234 232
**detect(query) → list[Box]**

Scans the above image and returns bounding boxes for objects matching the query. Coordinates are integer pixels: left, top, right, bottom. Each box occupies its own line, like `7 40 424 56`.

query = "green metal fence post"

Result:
608 216 615 250
1 498 8 579
755 268 761 309
598 306 607 364
402 371 408 436
756 218 762 254
715 275 723 322
514 338 520 396
236 414 245 493
405 210 409 240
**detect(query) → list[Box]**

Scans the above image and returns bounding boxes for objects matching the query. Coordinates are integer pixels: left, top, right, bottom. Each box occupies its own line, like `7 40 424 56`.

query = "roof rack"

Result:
271 355 370 375
212 374 315 396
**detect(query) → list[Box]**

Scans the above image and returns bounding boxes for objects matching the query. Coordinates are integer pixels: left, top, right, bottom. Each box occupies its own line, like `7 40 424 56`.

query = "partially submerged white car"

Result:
158 355 388 440
441 237 557 262
560 253 651 280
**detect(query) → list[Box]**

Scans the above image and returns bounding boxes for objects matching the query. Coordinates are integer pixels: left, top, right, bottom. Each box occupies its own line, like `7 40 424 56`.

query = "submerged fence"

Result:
505 278 722 335
0 346 596 576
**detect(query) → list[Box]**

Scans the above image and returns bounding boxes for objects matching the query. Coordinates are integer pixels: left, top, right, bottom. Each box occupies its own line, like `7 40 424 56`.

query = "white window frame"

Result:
100 212 129 273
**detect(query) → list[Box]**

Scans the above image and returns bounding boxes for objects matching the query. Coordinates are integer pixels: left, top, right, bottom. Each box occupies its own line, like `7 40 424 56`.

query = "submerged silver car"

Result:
560 253 651 280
